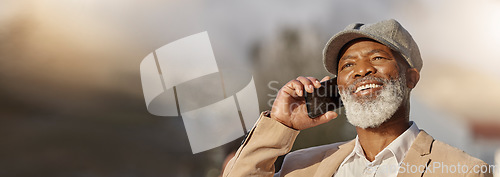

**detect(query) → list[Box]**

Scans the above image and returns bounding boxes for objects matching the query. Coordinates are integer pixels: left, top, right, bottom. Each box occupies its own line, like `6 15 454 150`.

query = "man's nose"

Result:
353 61 376 78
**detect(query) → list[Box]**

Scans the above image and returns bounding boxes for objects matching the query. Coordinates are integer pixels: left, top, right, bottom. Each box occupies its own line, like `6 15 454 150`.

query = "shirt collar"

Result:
383 121 419 163
340 121 420 165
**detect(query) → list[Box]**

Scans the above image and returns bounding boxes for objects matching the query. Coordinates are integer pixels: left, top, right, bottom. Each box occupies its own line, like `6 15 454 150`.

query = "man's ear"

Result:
405 68 420 89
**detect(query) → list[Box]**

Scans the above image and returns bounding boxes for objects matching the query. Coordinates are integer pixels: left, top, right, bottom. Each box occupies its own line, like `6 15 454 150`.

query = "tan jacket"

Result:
223 113 493 177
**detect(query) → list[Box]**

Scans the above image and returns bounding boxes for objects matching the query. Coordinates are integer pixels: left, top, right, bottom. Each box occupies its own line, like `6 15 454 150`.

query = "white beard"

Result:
340 76 407 129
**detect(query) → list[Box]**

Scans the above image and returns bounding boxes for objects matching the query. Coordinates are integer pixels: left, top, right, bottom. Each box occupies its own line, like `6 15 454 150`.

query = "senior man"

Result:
222 19 492 177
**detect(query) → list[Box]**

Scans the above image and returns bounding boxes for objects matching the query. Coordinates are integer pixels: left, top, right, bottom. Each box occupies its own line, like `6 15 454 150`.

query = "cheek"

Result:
336 74 350 92
376 63 400 79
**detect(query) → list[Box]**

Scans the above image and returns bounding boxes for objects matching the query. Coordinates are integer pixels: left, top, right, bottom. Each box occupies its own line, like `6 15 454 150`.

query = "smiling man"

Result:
222 19 492 177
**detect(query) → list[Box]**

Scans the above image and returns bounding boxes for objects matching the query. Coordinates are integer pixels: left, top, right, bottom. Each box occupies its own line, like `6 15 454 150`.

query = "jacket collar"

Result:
397 130 434 177
312 130 434 177
407 130 434 156
313 140 355 177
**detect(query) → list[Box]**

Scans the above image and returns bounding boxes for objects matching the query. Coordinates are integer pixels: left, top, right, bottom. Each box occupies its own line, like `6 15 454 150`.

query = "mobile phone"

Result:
304 77 343 118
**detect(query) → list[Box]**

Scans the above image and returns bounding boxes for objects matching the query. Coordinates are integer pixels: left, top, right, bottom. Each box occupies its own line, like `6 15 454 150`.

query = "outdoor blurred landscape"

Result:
1 0 500 176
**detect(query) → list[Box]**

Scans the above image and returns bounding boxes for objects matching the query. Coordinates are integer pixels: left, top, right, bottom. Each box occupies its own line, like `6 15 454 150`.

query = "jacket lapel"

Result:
397 130 434 177
311 130 434 177
313 140 355 177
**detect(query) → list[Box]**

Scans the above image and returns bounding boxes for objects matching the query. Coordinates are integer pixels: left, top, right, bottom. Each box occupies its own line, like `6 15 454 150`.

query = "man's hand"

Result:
270 76 338 130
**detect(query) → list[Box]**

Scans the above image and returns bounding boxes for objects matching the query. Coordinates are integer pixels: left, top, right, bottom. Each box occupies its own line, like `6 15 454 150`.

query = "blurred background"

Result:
1 0 500 176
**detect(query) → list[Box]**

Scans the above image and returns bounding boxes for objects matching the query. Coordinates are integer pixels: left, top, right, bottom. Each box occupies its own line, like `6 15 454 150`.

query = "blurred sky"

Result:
2 0 500 121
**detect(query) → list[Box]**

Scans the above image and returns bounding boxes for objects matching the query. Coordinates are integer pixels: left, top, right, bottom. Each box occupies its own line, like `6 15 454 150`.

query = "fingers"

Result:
282 80 304 97
296 76 314 93
282 76 326 97
320 76 331 82
296 76 317 93
306 77 322 88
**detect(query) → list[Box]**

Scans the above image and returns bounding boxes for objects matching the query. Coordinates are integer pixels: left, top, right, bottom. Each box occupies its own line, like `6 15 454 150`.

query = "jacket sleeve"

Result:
222 112 300 177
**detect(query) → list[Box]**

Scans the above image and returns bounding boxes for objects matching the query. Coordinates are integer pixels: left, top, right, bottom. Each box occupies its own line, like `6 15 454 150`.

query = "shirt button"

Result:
364 166 376 174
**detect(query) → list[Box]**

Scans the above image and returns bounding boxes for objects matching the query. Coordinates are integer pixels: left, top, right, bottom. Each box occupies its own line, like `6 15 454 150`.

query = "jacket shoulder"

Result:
431 140 487 166
428 140 492 176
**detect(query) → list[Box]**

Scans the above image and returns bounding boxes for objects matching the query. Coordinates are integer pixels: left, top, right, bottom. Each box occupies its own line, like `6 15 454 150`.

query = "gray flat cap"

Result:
323 19 423 75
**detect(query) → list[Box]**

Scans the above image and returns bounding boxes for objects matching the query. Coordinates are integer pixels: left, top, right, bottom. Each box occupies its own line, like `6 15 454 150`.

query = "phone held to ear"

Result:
304 77 343 118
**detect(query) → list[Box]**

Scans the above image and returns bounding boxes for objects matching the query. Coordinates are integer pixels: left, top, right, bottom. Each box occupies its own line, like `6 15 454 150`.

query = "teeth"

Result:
355 84 381 93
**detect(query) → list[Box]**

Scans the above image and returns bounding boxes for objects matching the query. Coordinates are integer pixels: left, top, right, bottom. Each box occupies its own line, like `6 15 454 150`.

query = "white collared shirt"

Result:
334 122 419 177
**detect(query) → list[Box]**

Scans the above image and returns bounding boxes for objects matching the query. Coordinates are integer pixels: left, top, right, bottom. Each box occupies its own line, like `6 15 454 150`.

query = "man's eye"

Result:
373 56 384 60
341 63 353 70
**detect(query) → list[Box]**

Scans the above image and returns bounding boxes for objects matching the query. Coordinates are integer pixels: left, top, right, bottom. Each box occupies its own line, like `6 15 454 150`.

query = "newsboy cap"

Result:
323 19 423 75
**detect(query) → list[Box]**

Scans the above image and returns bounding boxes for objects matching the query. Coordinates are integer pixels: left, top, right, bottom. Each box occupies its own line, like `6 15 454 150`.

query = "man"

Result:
222 19 492 177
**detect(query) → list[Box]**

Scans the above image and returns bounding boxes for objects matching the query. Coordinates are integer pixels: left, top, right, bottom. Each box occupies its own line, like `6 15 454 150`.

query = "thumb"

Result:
313 111 338 125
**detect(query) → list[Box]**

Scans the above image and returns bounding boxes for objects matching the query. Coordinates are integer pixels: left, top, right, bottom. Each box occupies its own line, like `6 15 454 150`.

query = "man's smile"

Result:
354 83 382 93
351 80 384 97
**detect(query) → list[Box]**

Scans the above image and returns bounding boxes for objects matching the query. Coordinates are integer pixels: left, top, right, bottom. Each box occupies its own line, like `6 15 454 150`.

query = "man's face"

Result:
337 39 403 100
336 39 408 128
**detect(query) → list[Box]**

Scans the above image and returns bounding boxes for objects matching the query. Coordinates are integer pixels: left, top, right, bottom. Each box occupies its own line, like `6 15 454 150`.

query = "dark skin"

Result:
270 39 420 161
